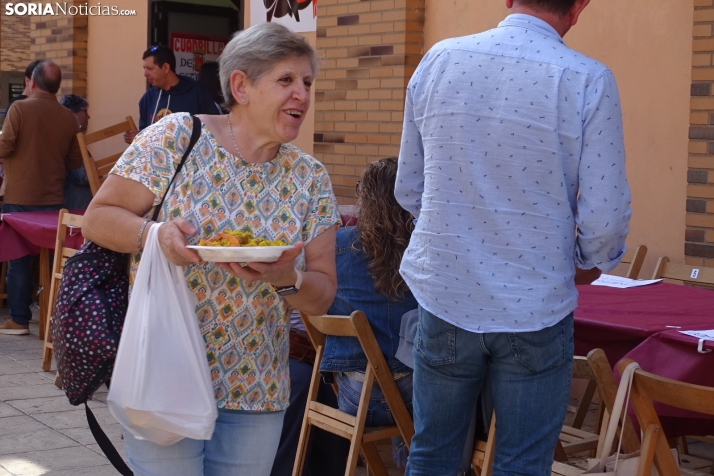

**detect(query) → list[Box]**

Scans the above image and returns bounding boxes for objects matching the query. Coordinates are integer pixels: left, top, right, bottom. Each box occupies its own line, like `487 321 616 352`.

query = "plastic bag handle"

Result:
595 361 640 471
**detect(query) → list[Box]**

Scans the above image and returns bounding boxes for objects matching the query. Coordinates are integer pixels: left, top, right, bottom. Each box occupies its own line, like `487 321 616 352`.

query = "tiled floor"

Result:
0 309 126 475
1 306 712 476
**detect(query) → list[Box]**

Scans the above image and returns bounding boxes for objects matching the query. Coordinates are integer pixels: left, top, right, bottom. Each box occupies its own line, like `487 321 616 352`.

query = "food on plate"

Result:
197 230 286 247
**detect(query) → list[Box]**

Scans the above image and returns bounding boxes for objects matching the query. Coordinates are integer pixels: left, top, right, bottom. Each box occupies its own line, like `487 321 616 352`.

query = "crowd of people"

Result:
0 0 633 475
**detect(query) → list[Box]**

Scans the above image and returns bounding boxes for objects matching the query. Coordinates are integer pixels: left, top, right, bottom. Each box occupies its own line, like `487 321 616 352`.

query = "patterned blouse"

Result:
111 113 340 411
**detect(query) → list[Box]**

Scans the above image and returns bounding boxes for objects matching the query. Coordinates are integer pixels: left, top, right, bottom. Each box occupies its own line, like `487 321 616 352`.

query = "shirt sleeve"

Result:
575 70 632 273
0 105 20 159
110 112 194 208
395 79 425 219
138 94 148 130
301 160 340 244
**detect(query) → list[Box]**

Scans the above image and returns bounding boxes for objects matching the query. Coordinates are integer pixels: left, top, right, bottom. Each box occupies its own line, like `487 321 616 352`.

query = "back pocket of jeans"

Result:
508 320 568 374
415 310 455 366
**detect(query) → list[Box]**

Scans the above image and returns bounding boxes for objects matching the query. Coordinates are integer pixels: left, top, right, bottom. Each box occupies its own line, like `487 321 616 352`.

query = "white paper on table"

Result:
590 274 663 288
679 329 714 341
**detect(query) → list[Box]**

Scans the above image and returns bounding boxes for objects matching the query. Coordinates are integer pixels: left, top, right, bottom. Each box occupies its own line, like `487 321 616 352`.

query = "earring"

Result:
241 97 247 103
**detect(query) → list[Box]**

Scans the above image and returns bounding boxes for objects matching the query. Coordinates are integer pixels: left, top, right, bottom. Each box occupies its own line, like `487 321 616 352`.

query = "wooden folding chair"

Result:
294 311 414 476
651 257 714 288
614 245 647 279
586 349 640 455
616 358 714 476
556 356 602 459
78 116 137 195
41 209 83 373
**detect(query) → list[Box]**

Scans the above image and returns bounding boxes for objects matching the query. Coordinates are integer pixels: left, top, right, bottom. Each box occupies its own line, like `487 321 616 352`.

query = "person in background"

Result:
319 157 418 469
123 45 218 144
83 23 340 475
395 0 631 474
198 61 226 114
0 60 83 335
7 60 41 110
59 94 93 210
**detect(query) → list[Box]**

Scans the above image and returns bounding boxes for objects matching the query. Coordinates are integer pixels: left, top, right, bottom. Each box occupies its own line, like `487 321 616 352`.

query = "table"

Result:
0 210 85 339
574 282 714 366
622 330 714 438
574 282 714 438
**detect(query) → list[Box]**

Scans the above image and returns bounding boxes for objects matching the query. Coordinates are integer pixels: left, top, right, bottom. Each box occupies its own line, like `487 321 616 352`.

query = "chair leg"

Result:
361 441 389 476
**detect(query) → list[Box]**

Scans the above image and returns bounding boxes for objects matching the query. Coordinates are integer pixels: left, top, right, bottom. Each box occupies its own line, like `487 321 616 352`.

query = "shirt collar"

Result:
498 13 564 44
30 91 58 101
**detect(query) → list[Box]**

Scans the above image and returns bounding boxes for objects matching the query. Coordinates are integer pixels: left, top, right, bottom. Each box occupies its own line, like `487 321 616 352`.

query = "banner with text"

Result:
170 33 228 80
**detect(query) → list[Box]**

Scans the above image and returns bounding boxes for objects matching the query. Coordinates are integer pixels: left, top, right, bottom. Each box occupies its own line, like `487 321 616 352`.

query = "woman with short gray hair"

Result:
83 22 339 476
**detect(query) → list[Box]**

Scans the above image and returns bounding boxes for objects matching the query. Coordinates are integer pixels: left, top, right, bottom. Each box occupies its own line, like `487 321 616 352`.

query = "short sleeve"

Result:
110 112 195 208
301 160 340 243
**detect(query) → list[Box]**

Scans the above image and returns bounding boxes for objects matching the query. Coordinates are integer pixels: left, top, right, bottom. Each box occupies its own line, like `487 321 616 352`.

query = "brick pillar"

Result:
314 0 425 204
688 0 714 266
0 0 31 72
30 3 88 97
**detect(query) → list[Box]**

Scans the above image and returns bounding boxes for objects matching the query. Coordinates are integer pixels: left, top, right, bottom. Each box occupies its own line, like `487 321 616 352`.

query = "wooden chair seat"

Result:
293 311 414 476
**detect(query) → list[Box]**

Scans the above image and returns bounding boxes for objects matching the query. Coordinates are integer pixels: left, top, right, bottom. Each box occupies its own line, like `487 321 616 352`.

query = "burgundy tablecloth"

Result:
621 330 714 438
574 282 714 366
0 210 85 262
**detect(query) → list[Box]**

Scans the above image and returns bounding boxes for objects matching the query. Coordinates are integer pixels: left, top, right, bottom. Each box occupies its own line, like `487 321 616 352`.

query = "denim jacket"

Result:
319 226 417 379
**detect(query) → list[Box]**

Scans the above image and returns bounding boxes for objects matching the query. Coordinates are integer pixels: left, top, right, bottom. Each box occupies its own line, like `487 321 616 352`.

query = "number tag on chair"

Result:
691 269 699 279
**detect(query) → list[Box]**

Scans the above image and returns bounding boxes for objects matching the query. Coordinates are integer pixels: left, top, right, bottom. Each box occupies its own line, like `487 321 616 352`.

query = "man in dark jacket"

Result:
123 45 217 143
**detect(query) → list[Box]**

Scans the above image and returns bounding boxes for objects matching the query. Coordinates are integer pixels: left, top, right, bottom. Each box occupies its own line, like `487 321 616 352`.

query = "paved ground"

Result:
1 306 712 476
0 308 126 475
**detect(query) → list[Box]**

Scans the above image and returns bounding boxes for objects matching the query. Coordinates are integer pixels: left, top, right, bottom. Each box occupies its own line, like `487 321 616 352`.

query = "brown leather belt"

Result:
289 329 316 365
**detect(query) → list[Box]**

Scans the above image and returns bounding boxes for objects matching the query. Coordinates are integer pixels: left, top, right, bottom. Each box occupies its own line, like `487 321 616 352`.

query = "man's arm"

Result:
395 83 425 219
66 133 83 171
575 70 632 273
0 105 21 158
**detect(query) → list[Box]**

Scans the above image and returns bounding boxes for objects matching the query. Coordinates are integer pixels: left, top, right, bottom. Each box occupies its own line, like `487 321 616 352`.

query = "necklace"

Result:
226 114 246 161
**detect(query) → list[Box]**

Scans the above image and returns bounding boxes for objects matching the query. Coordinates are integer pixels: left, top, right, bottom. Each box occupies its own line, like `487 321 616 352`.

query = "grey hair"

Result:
219 23 318 108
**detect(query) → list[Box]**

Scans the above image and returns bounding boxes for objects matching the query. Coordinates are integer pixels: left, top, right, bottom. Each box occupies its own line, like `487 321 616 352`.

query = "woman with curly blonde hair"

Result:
319 156 417 468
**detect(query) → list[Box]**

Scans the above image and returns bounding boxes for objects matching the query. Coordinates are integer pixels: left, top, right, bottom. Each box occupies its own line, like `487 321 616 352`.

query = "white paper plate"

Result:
186 245 294 263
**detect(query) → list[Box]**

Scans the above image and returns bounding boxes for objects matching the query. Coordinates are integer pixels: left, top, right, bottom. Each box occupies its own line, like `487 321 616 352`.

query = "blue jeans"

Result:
405 307 574 476
122 408 285 476
2 203 63 326
336 371 413 426
337 371 414 468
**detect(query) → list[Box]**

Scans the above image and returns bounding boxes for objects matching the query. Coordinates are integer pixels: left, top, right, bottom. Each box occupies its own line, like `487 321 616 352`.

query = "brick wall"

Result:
688 0 714 266
0 1 31 72
314 0 425 203
30 5 88 97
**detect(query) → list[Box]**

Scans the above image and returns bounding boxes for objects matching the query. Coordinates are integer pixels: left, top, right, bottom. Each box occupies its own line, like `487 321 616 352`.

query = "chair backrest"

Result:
616 245 647 279
617 358 714 475
42 210 84 371
586 349 640 454
651 256 714 287
302 311 414 445
78 116 137 195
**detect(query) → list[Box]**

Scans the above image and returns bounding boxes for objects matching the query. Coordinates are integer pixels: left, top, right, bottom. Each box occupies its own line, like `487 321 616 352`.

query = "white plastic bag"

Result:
108 223 217 446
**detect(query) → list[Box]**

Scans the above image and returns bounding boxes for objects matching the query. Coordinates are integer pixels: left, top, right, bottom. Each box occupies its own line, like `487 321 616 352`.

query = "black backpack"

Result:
52 116 201 475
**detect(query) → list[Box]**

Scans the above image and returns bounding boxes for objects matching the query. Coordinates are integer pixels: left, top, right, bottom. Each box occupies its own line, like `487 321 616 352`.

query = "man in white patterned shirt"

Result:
395 0 631 474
